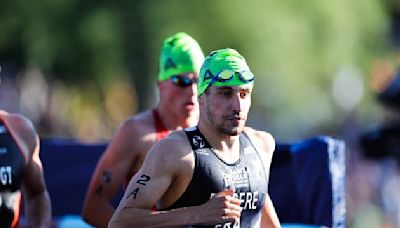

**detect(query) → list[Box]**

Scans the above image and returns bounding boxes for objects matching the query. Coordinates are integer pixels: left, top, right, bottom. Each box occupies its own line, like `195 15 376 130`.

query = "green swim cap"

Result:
158 32 205 81
198 48 254 96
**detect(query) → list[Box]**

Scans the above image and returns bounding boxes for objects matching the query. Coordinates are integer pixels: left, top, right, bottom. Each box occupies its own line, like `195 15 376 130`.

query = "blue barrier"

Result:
36 136 345 227
269 137 346 227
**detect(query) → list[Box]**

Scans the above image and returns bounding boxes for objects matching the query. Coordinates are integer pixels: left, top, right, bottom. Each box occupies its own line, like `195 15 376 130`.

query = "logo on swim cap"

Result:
197 48 254 96
164 58 177 70
158 32 205 81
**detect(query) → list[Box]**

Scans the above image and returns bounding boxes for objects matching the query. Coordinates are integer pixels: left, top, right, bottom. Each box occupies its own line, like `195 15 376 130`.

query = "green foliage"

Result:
0 0 394 140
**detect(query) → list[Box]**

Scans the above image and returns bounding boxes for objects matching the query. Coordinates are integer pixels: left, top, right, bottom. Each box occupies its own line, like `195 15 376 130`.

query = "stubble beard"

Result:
207 105 240 136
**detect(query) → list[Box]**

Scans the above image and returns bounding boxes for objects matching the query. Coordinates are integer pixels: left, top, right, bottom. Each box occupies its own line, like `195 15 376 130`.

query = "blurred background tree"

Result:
1 1 400 227
0 0 399 141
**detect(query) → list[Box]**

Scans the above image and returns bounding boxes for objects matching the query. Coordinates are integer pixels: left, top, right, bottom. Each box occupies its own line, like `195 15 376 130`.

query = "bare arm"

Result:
246 128 280 228
19 117 51 228
82 120 140 228
260 194 281 228
109 134 242 228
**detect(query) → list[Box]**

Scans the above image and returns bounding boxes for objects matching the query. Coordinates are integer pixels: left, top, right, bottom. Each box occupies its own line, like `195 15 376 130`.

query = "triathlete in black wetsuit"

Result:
165 126 269 227
110 48 280 228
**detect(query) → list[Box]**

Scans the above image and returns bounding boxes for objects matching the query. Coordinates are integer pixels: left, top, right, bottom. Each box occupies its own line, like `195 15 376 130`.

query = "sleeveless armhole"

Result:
241 132 269 184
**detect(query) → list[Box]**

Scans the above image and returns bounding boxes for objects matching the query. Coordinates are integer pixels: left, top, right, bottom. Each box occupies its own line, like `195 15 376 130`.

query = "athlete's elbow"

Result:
81 200 96 225
108 214 124 228
108 207 144 228
81 208 92 225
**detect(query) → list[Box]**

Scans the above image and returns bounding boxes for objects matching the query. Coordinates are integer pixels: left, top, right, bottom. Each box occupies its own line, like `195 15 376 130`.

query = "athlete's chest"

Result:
190 149 268 228
195 149 268 195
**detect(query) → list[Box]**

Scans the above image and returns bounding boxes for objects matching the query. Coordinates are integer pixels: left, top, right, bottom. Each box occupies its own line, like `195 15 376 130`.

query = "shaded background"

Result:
0 0 399 227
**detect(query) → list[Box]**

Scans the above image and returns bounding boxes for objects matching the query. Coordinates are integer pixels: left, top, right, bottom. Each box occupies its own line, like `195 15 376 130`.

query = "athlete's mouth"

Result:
227 115 242 120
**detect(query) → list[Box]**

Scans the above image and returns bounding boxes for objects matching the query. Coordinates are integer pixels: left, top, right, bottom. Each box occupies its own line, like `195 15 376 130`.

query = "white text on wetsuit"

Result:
0 166 12 185
211 191 259 228
233 191 259 210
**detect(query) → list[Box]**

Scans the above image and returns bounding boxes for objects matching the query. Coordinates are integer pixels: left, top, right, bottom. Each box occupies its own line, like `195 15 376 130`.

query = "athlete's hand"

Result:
195 188 242 225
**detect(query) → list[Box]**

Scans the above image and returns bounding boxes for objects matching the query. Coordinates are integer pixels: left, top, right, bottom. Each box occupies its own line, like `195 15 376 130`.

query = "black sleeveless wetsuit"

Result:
0 120 25 228
166 127 269 228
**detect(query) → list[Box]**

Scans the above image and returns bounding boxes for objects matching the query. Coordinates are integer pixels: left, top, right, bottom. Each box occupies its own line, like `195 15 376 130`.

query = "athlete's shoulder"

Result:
1 111 36 136
158 130 189 148
149 130 191 158
123 110 153 128
0 111 38 156
243 127 274 140
140 130 194 182
130 110 154 122
116 110 154 137
243 127 275 154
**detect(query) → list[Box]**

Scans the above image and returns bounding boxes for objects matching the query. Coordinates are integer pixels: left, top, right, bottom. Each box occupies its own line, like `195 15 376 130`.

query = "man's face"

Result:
201 84 253 136
159 72 199 119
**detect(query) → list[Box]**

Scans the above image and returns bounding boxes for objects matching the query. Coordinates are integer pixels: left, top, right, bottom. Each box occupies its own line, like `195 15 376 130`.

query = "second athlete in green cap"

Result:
82 32 205 228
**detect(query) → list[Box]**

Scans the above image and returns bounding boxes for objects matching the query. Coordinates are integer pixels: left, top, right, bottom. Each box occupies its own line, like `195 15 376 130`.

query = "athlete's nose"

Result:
186 82 197 97
231 93 242 112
